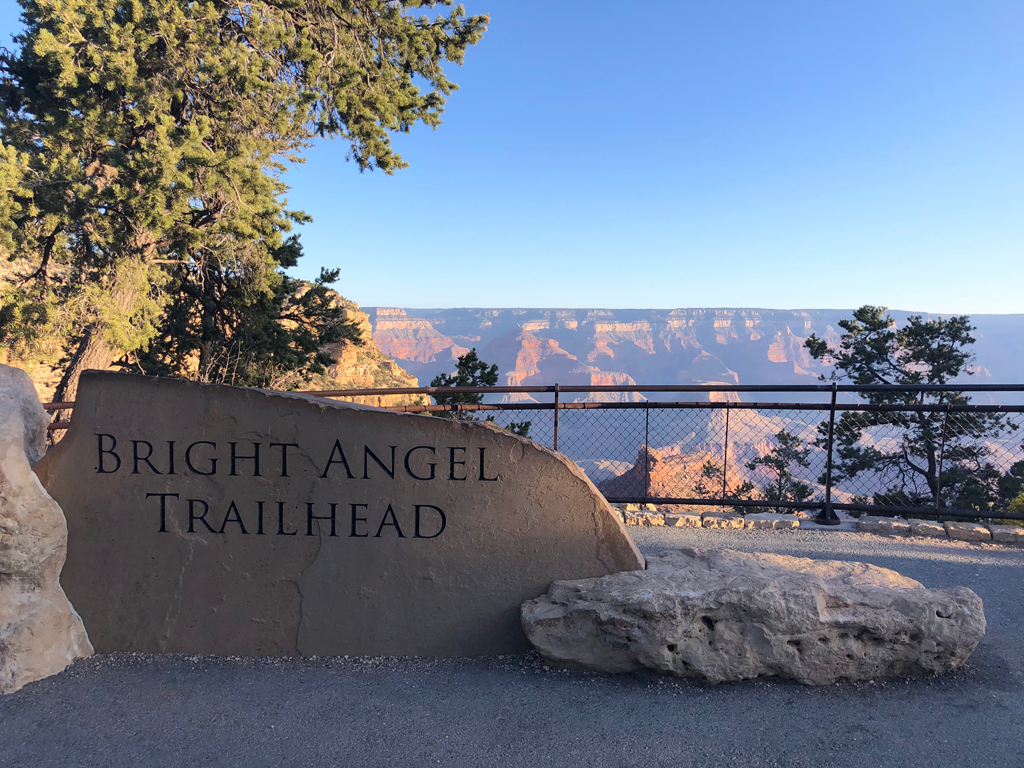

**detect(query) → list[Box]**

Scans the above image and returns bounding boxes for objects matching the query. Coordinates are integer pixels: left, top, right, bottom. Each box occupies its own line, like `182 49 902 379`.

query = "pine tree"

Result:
805 306 1016 510
0 0 488 401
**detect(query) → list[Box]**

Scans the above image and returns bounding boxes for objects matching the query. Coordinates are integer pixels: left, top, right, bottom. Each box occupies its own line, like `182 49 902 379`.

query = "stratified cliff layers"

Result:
310 300 425 407
368 308 1017 394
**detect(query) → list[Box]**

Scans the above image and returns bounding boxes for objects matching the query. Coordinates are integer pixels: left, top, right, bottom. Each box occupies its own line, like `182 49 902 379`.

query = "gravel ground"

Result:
1 528 1022 768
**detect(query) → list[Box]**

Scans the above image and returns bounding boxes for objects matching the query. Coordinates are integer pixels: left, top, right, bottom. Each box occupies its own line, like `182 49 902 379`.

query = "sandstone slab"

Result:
944 522 992 542
988 525 1024 545
744 512 799 530
636 513 665 527
0 364 92 694
702 511 744 529
624 503 658 513
857 515 911 535
521 548 986 685
663 513 702 528
37 371 644 657
908 519 947 538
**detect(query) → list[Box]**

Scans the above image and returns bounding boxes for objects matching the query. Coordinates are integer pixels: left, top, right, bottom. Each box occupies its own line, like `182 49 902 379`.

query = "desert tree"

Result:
745 430 814 512
0 0 488 401
805 306 1015 510
430 348 530 436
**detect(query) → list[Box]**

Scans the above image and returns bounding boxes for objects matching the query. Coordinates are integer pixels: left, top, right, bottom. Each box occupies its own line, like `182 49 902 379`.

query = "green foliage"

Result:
805 306 1016 511
502 419 532 438
135 262 362 389
0 0 488 398
430 348 498 410
430 348 530 437
693 459 755 513
746 430 814 510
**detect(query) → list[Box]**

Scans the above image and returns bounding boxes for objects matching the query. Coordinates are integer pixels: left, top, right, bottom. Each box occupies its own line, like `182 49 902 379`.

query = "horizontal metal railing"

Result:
43 382 1024 523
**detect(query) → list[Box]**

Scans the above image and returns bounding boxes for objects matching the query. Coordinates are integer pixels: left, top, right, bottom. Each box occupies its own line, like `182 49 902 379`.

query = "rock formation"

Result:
521 548 985 685
0 364 92 694
312 301 426 407
367 307 1020 394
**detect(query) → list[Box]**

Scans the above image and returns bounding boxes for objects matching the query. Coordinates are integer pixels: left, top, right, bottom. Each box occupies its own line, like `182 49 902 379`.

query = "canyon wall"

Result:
368 308 1024 402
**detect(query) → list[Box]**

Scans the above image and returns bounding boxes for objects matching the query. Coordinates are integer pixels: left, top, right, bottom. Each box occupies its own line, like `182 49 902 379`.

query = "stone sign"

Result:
37 371 643 657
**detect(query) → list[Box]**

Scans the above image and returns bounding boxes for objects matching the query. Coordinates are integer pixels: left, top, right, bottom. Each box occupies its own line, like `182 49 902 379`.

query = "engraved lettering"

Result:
185 441 218 475
229 442 261 477
363 446 397 480
321 440 355 479
414 505 447 539
132 440 161 475
219 501 248 534
307 502 338 537
269 443 300 477
188 499 216 533
478 447 498 482
449 447 467 481
277 501 297 536
146 492 178 533
96 434 120 473
374 504 405 538
404 446 437 481
350 503 369 537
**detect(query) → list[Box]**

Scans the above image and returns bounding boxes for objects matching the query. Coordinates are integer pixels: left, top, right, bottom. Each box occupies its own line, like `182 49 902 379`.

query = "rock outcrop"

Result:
313 301 426 407
367 307 1020 394
0 364 92 694
521 548 985 685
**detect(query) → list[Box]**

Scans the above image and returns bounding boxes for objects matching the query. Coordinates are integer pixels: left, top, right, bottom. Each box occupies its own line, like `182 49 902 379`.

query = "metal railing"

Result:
45 382 1024 523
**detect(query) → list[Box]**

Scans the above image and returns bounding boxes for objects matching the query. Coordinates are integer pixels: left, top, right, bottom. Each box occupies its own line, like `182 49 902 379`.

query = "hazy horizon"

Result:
369 306 1024 318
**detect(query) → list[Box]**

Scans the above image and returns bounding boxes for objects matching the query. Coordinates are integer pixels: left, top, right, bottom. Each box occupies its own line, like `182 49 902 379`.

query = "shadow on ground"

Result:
1 528 1021 768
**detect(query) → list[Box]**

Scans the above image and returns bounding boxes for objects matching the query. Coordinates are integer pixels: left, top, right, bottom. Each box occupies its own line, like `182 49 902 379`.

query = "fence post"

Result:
643 401 650 504
935 404 950 511
721 403 730 500
814 382 841 525
553 383 560 451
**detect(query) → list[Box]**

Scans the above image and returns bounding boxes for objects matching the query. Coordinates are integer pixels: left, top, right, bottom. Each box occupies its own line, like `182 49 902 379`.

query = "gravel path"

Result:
2 529 1022 768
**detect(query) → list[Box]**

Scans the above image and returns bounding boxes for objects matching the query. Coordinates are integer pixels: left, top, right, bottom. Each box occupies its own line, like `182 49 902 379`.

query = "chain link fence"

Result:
366 384 1024 522
46 383 1024 521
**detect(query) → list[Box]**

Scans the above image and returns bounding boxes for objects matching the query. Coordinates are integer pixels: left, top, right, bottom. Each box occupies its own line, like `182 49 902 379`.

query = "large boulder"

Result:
521 548 985 685
0 365 49 467
36 370 644 657
0 364 92 694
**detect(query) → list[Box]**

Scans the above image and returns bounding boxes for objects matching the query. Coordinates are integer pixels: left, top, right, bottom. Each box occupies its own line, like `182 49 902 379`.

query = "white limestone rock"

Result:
637 513 665 527
944 522 991 542
0 365 49 467
0 364 92 694
745 512 800 530
857 515 911 535
521 548 985 685
908 519 947 538
988 525 1024 545
702 511 744 529
664 513 702 528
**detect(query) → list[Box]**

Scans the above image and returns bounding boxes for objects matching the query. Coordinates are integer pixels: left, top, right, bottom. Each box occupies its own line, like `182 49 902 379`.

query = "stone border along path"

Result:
617 505 1024 546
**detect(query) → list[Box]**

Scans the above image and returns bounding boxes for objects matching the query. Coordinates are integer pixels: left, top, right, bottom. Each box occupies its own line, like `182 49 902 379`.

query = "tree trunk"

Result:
53 327 120 406
52 261 142 415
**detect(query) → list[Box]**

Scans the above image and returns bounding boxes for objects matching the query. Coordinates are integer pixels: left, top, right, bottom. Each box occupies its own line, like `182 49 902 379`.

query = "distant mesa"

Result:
365 307 1022 400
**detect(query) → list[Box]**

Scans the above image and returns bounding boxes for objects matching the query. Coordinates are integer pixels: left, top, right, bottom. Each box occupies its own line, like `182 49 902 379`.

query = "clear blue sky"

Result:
2 1 1022 313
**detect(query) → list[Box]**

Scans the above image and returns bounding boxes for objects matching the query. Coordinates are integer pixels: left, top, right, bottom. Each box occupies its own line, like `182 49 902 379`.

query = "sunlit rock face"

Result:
314 301 426 407
0 364 92 695
522 548 986 686
367 307 1020 395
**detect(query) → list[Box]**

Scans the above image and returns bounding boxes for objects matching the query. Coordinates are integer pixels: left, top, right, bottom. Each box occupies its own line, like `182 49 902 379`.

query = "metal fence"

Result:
47 382 1024 524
